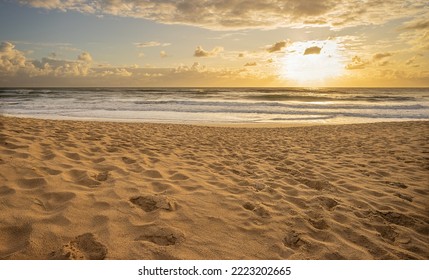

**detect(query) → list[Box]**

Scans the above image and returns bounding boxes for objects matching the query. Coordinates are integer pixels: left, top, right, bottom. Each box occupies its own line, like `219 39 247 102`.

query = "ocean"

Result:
1 87 429 124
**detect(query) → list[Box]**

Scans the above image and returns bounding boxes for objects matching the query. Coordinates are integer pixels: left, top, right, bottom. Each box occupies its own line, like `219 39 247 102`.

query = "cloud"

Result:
345 52 399 71
174 62 206 73
1 42 272 86
33 53 93 76
0 42 15 52
160 51 167 58
303 19 328 25
19 0 428 30
244 62 257 66
0 42 28 75
0 41 93 77
267 40 289 53
135 41 170 48
403 19 429 30
19 0 77 11
406 58 415 65
346 56 369 70
78 51 92 63
194 46 223 57
169 62 276 86
399 16 429 51
405 54 424 66
114 68 132 77
373 52 392 60
303 46 321 55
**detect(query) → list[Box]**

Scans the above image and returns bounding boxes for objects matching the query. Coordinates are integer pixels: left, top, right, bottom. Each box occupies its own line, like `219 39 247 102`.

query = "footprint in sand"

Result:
394 193 413 202
122 156 136 164
94 171 109 182
34 192 76 212
130 195 176 212
66 169 101 188
0 186 16 196
251 183 265 192
92 157 106 164
41 152 56 160
300 179 334 191
243 202 256 211
48 233 107 260
374 225 398 242
142 170 163 179
17 177 47 189
377 211 415 227
318 196 339 210
0 224 32 258
308 218 329 230
91 215 110 227
283 230 305 249
64 152 80 161
169 173 189 181
40 167 62 176
135 225 184 246
242 202 271 218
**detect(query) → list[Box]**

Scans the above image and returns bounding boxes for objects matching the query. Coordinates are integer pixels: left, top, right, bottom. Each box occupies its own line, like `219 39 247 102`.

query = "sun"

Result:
280 40 345 84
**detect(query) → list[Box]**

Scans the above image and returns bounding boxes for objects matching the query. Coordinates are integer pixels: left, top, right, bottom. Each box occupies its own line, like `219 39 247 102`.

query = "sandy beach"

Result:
0 116 428 260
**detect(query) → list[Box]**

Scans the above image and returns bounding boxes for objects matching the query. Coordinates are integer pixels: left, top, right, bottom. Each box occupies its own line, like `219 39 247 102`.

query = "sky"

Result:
0 0 428 87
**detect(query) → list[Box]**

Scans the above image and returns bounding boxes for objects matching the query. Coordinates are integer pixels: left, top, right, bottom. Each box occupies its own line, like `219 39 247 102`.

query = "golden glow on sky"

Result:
280 41 345 84
0 1 428 87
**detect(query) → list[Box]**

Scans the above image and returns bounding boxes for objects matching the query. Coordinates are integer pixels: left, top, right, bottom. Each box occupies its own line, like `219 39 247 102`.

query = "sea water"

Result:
1 87 428 124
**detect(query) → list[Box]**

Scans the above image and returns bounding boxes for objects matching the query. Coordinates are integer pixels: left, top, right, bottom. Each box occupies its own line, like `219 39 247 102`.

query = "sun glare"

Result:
280 40 344 84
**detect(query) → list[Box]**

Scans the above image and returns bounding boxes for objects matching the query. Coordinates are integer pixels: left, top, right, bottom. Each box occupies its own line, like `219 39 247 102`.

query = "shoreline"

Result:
2 113 428 128
1 116 428 260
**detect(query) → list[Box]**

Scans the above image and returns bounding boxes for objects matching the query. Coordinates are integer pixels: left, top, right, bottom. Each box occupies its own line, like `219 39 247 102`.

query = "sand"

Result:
0 116 428 260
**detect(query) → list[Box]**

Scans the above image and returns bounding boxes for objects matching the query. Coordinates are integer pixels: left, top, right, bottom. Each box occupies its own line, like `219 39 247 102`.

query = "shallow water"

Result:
1 87 428 124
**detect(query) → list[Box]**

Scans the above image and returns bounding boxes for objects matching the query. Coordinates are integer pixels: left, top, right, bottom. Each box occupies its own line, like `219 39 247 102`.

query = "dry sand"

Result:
0 116 428 260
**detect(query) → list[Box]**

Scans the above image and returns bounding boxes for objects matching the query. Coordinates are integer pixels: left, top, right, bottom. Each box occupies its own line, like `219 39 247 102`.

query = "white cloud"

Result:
346 55 369 70
0 41 93 77
78 51 92 63
19 0 428 30
135 41 170 48
346 52 396 71
2 40 428 86
402 18 429 30
398 14 429 51
114 68 132 77
194 46 224 57
0 41 34 75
